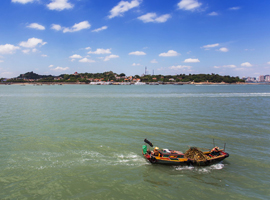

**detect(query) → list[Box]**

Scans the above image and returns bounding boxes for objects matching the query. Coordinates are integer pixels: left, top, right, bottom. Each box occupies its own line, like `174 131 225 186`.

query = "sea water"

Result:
0 84 269 199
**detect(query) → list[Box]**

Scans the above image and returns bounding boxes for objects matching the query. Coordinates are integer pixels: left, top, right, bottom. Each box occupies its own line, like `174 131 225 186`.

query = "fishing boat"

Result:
142 139 229 166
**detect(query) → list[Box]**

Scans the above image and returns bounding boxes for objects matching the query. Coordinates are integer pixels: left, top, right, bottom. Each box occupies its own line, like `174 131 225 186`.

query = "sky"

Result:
0 0 270 78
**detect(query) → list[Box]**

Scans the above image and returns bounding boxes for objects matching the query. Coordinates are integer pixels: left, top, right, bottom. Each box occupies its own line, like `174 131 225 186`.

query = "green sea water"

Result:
0 84 269 200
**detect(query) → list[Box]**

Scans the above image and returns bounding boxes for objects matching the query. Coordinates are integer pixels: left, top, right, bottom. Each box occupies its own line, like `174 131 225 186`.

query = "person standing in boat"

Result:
211 146 220 156
153 147 160 156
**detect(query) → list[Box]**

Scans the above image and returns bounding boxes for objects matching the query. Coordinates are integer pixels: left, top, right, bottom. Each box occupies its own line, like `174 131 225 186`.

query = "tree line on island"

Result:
1 71 244 83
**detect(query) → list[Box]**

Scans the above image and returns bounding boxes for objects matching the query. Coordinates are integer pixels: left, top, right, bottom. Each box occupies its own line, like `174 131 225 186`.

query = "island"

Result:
0 71 248 85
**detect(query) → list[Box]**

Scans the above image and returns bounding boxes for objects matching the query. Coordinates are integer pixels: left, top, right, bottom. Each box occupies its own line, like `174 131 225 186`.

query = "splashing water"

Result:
174 163 225 173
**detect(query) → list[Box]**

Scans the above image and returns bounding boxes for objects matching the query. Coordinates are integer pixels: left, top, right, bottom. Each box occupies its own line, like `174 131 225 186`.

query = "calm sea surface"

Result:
0 84 269 200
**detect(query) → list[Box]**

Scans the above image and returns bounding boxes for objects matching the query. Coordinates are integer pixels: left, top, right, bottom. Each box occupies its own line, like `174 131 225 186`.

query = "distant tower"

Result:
145 66 147 75
153 70 154 76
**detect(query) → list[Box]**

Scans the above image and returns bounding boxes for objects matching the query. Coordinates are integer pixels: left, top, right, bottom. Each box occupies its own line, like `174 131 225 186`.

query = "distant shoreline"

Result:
1 82 269 85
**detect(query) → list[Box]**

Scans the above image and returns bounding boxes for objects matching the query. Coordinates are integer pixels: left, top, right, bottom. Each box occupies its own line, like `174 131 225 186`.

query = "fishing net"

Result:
184 147 208 162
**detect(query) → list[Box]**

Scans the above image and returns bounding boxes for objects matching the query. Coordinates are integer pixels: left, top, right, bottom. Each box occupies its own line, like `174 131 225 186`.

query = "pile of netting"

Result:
184 147 208 162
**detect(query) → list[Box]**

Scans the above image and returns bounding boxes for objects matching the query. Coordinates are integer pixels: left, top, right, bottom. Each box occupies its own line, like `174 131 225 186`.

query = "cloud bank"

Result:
47 0 74 11
159 50 179 57
108 0 141 19
138 13 171 23
178 0 202 11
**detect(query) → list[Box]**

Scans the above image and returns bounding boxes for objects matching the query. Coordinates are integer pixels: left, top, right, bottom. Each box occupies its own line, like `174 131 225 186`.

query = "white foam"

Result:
175 163 225 173
79 150 104 157
197 163 225 173
175 165 194 171
113 152 147 166
37 166 47 170
210 163 224 170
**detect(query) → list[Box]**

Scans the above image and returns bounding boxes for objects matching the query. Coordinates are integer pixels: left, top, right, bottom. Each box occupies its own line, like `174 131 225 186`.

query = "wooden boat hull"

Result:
142 151 229 166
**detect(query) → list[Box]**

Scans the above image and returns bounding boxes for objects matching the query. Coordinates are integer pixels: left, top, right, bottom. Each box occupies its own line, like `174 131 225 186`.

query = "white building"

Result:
258 75 265 82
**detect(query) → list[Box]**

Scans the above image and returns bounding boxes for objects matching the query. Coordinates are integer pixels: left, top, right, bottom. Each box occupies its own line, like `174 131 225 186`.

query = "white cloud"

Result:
79 58 95 63
0 60 4 63
225 65 236 68
138 13 156 22
184 58 200 63
22 49 30 54
41 54 48 57
0 44 20 54
51 66 69 71
202 43 219 48
214 65 236 68
27 23 45 30
156 14 171 23
151 59 158 63
47 0 74 11
132 63 141 66
108 0 141 19
88 48 111 54
69 54 82 59
138 13 171 23
129 51 146 56
229 7 240 10
208 12 218 16
11 0 35 4
267 62 270 65
159 50 179 57
241 62 252 67
178 0 202 11
226 65 237 68
85 47 91 50
19 38 47 48
92 26 108 33
219 47 229 52
32 48 37 53
51 24 62 31
169 65 192 70
63 21 91 33
48 65 54 68
104 55 119 61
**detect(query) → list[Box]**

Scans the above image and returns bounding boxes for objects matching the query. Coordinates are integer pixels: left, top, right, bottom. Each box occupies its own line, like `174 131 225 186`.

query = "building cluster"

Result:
258 75 270 82
243 75 270 83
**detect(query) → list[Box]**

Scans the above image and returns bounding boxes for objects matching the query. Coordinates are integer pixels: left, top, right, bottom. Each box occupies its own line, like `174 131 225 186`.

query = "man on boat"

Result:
153 147 160 156
211 146 220 156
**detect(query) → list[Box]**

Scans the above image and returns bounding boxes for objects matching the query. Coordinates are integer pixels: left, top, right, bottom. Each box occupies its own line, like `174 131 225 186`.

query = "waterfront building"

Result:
259 75 265 82
246 77 256 82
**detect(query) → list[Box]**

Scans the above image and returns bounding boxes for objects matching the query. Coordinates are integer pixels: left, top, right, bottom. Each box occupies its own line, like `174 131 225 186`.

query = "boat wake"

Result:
5 150 148 170
174 163 225 173
112 153 148 166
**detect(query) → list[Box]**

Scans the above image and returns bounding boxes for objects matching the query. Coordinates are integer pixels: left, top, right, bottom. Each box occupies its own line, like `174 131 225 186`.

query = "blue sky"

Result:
0 0 269 78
